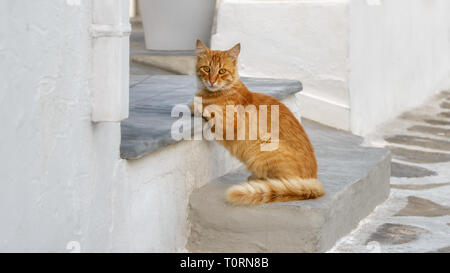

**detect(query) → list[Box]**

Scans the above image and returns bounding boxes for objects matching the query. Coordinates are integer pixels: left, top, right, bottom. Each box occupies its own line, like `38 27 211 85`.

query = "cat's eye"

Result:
202 66 210 72
219 68 226 74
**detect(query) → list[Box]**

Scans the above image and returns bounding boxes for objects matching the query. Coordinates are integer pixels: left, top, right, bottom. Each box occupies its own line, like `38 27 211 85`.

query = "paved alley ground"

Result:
331 91 450 253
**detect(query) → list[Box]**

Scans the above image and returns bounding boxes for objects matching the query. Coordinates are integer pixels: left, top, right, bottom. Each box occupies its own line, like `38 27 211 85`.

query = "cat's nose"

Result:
209 80 216 86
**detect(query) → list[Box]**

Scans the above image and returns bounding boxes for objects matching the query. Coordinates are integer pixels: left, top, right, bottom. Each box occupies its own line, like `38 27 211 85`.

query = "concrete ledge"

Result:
187 120 391 252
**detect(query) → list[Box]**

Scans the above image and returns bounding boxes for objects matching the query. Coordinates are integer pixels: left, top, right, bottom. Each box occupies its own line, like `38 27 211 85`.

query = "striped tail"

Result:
225 177 325 205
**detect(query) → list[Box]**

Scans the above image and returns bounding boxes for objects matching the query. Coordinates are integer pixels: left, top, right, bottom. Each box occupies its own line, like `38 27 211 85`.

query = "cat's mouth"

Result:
203 81 222 92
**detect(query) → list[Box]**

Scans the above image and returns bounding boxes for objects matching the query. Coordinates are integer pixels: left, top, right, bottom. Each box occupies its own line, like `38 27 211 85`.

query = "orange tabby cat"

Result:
192 39 324 205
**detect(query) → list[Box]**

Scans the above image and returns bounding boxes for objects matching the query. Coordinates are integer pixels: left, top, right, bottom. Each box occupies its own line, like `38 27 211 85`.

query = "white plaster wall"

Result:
0 0 241 252
0 0 185 252
212 0 450 135
212 0 352 131
349 0 450 135
123 141 242 252
0 0 126 251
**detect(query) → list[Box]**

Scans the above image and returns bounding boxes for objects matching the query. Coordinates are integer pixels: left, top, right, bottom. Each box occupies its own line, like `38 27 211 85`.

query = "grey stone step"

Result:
187 119 391 252
121 75 303 159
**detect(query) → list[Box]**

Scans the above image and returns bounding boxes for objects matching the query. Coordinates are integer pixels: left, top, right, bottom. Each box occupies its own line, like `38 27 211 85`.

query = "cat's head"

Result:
195 39 240 92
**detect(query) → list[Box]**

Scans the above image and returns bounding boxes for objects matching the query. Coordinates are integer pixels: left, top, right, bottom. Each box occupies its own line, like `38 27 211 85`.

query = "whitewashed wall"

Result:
0 0 240 252
212 0 352 131
212 0 450 135
0 0 193 252
0 0 121 251
349 0 450 135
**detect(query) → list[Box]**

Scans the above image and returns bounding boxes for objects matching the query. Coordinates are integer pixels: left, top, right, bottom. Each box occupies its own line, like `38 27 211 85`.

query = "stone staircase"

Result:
188 120 390 252
121 75 391 252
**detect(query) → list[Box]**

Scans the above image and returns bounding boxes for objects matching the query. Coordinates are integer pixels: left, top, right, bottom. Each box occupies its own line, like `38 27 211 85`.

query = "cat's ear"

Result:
196 39 209 55
228 43 241 59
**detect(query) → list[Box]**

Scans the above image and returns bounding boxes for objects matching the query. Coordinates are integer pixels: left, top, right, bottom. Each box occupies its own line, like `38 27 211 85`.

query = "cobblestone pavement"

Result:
330 91 450 253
